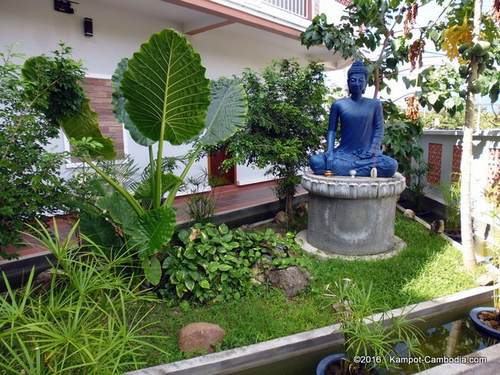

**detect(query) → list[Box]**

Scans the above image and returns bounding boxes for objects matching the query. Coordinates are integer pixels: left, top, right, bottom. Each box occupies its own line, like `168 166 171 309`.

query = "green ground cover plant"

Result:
138 214 476 365
161 223 301 303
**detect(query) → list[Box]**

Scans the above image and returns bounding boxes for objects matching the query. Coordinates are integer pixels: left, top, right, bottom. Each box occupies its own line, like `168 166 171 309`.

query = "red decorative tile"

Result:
427 143 442 185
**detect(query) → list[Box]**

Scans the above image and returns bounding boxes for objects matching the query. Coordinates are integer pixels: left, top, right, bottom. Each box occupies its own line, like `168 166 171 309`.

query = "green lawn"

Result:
140 214 477 366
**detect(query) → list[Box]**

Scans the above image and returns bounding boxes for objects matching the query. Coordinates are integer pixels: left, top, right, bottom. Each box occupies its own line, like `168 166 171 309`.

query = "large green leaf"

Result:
134 173 182 201
143 256 162 285
111 58 155 146
199 78 248 146
132 206 176 259
121 29 210 144
59 99 116 159
96 191 139 233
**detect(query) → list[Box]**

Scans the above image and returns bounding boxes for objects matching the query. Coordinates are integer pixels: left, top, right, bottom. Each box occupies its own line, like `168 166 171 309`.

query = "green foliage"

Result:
121 29 210 144
0 220 167 374
301 1 416 95
326 279 424 371
78 29 247 287
21 44 115 159
161 223 301 303
0 49 69 257
185 170 216 224
382 101 424 177
420 109 499 130
111 58 154 146
224 59 327 218
302 0 499 107
416 64 465 116
21 44 85 121
439 177 461 230
199 77 248 146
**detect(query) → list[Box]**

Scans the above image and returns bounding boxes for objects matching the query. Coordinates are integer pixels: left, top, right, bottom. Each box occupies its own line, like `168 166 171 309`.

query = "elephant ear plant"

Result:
75 29 247 286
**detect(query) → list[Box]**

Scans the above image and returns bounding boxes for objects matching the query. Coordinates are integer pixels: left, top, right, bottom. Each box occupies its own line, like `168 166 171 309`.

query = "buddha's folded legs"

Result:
309 152 397 177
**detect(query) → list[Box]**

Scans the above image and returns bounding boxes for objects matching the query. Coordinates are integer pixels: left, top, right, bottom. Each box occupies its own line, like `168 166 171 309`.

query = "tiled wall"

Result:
81 78 124 159
451 145 462 182
427 143 442 185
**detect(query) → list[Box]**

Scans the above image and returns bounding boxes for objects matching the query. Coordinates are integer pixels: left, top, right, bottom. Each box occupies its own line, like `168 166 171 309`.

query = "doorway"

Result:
208 146 236 187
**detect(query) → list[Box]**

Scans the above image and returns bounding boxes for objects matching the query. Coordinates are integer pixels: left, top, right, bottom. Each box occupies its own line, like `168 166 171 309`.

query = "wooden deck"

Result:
1 180 306 265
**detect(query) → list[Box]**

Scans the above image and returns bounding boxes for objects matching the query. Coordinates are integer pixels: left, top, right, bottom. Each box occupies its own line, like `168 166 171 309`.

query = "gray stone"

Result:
178 322 225 353
266 266 310 298
403 209 416 219
274 211 288 225
301 172 405 256
476 273 496 286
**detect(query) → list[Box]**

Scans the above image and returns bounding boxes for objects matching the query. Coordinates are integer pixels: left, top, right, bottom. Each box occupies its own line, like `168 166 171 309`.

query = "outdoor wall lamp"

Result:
84 17 93 37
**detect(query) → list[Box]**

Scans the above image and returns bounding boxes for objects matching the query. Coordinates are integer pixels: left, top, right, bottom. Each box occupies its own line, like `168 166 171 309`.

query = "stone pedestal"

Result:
301 172 406 256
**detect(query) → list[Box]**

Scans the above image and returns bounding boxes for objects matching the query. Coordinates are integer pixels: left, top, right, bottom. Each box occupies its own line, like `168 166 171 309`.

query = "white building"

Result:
0 0 347 191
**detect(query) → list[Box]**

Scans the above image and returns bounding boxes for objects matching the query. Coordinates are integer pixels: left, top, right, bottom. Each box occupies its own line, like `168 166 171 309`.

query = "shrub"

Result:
161 223 301 303
0 49 68 257
0 220 166 374
185 169 216 224
223 59 327 221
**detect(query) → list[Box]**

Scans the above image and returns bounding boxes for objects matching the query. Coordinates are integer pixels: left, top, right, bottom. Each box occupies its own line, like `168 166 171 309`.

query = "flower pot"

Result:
469 307 500 340
316 353 346 375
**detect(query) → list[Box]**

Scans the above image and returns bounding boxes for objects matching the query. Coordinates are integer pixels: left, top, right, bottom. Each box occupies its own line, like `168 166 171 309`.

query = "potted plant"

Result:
317 279 424 375
469 279 500 340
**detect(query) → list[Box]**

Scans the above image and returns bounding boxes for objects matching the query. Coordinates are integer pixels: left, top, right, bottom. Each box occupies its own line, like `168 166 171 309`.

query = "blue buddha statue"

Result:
309 61 398 177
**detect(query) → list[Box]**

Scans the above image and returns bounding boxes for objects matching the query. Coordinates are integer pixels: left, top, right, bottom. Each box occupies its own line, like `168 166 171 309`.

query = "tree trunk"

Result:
286 192 294 226
460 0 482 272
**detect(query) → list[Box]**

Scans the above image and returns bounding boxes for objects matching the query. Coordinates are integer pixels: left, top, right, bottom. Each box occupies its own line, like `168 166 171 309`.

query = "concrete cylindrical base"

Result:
301 172 406 256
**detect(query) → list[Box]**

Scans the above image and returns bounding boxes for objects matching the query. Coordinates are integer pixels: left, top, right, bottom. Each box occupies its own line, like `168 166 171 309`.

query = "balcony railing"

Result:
263 0 310 19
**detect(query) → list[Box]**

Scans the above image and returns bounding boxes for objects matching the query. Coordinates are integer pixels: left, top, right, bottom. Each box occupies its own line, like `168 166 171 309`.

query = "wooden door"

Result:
208 146 236 187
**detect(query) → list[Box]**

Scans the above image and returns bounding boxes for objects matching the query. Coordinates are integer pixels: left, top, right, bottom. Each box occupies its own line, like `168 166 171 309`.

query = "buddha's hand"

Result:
325 151 335 170
358 150 375 159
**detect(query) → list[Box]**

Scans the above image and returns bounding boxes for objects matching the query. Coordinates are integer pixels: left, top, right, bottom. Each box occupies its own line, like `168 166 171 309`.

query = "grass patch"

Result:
139 214 476 366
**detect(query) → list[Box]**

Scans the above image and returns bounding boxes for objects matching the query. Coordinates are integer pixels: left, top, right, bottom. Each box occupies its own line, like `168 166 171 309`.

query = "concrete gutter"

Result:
127 285 497 375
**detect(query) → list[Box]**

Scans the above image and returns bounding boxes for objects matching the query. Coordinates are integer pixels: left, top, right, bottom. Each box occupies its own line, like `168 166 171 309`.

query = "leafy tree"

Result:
224 59 328 221
0 49 69 257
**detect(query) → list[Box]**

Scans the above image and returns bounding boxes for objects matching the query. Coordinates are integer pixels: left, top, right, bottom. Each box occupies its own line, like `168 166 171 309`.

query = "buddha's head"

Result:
347 60 368 96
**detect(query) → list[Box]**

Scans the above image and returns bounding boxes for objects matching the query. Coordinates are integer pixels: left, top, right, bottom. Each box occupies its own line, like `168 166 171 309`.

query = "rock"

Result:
266 266 310 298
476 273 496 286
34 268 62 291
403 209 415 220
274 211 288 225
178 322 225 353
295 202 308 218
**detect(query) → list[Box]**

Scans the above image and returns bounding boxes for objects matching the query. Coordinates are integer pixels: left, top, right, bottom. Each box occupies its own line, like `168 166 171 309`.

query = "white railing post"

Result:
263 0 308 18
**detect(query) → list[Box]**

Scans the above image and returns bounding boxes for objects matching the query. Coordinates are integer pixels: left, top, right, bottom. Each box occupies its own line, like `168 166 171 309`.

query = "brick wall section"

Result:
81 78 124 159
427 143 442 185
451 145 462 182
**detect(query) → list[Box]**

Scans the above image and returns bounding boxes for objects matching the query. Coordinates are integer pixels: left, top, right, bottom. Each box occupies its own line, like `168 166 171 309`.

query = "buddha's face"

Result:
347 73 367 96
